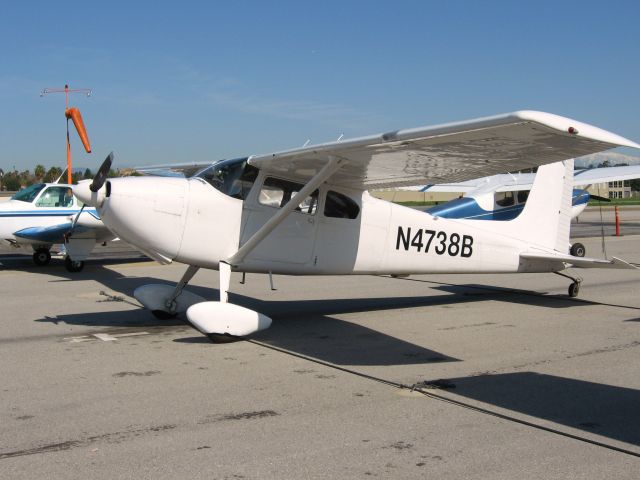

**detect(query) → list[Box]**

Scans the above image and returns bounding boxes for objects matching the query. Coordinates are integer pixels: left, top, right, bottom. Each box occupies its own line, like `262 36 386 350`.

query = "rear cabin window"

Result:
495 191 515 207
517 190 530 203
324 191 360 219
259 177 318 215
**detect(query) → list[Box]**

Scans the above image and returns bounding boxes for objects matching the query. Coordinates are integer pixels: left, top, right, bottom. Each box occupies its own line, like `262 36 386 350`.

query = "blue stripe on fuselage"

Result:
0 209 100 219
426 189 589 221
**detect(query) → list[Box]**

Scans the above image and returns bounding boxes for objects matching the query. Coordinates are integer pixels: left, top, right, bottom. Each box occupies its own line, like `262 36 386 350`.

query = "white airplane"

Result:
417 164 640 256
0 182 116 271
74 110 640 342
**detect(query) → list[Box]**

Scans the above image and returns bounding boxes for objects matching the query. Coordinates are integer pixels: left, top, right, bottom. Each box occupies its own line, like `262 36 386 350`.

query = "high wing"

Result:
248 111 639 189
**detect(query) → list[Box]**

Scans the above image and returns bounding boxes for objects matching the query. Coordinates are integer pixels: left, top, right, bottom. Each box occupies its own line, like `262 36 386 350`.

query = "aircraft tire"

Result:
568 282 580 298
33 248 51 266
151 310 177 320
65 256 85 273
570 243 586 257
207 333 241 344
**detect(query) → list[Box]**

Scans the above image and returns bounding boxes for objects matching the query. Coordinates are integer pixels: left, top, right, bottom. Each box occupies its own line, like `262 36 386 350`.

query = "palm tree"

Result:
34 164 45 181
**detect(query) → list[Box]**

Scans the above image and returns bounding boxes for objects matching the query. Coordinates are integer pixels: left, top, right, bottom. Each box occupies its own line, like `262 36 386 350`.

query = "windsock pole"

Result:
41 84 92 185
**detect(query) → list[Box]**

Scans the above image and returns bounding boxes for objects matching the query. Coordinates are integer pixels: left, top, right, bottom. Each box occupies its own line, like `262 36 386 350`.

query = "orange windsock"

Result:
65 107 91 153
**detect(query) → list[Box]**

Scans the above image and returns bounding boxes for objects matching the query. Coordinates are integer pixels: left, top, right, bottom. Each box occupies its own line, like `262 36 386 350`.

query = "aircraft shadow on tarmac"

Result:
446 372 640 447
28 263 639 366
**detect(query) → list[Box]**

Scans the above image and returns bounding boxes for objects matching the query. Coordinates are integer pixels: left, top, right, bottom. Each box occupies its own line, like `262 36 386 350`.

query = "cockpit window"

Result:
35 186 74 208
11 183 45 203
196 157 258 199
259 177 318 215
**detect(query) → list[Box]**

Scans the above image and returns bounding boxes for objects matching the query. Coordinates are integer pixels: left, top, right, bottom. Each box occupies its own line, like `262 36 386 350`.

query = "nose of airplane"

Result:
95 176 189 263
73 179 107 207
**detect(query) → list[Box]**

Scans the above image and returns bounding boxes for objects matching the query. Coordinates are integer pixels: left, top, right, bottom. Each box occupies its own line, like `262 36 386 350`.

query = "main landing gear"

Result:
554 271 583 298
133 265 206 320
32 248 51 266
65 256 85 273
133 263 272 342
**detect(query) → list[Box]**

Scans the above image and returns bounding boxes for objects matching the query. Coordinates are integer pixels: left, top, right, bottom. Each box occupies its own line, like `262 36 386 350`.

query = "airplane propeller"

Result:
90 152 113 192
589 194 611 203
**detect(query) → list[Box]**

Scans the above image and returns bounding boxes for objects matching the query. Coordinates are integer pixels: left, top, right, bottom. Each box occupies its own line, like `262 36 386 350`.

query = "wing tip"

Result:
512 110 640 150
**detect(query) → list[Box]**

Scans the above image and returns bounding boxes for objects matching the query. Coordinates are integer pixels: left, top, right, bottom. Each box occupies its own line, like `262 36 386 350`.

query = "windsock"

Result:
65 107 91 153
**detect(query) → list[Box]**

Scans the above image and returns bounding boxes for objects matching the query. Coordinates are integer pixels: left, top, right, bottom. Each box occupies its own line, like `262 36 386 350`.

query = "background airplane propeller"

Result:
90 152 113 192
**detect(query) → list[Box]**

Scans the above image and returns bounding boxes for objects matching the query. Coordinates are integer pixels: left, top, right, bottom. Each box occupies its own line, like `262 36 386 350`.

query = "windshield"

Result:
11 183 45 203
196 157 258 199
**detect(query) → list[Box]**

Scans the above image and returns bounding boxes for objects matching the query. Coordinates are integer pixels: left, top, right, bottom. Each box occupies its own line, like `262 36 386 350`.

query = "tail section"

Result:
498 159 574 252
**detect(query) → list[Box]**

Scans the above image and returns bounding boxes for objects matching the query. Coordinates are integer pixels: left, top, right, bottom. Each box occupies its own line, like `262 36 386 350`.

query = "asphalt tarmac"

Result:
0 234 639 479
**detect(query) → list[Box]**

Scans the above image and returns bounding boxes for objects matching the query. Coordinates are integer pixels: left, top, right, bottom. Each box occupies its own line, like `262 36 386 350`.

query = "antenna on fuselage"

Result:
41 84 92 184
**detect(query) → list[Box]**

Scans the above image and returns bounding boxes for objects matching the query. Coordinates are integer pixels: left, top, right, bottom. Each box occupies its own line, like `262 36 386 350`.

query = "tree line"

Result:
0 165 129 191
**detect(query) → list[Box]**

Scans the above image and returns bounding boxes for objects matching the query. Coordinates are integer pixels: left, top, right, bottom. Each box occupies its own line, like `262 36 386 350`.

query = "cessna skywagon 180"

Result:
0 182 115 271
74 110 640 341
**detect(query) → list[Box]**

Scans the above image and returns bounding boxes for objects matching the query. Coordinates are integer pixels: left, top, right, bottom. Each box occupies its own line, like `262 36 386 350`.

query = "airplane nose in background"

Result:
73 180 106 207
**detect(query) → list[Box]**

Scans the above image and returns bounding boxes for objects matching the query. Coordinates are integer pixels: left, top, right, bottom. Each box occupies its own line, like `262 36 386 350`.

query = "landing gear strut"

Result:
32 248 51 266
134 265 205 319
554 271 583 298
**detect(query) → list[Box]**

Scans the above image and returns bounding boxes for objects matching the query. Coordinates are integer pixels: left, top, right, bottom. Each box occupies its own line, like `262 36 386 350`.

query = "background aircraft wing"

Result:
573 165 640 186
134 161 215 178
248 111 639 190
13 223 74 243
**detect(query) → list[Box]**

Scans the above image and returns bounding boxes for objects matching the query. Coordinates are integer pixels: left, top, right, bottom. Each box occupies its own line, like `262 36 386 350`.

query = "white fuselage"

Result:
92 172 553 277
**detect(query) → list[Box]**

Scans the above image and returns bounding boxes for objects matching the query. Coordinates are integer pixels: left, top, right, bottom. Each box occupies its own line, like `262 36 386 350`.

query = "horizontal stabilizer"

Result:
521 252 639 270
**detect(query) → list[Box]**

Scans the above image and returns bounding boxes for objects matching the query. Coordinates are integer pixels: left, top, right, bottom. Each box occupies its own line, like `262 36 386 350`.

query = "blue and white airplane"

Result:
416 165 640 256
421 165 640 220
0 182 116 271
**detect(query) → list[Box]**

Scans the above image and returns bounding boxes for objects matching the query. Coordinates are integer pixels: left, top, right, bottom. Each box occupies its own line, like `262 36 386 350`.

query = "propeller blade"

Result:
90 152 113 192
590 194 611 203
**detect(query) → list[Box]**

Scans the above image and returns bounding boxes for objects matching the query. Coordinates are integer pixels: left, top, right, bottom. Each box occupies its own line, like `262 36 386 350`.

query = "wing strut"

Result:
226 156 343 266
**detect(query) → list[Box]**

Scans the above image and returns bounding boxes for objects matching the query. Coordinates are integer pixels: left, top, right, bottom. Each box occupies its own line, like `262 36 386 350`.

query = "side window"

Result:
35 187 74 208
495 191 514 207
258 177 318 215
324 191 360 219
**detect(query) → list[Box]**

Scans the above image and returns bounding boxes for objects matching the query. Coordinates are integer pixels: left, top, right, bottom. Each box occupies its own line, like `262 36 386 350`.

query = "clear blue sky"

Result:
1 0 639 171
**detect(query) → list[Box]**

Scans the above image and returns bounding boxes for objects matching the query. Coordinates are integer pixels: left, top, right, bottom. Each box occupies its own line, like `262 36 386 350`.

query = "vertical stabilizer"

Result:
504 159 573 252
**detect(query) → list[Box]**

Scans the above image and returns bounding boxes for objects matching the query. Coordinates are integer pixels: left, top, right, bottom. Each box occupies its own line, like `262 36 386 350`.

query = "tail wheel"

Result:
33 248 51 266
65 256 85 273
570 243 586 257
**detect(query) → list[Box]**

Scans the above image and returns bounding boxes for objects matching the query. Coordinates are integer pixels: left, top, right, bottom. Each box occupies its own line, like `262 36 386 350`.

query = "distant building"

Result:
607 180 632 199
586 180 633 199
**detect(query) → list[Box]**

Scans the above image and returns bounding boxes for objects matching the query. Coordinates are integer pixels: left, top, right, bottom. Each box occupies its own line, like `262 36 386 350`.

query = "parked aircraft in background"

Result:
418 164 640 256
75 111 640 342
0 182 116 271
